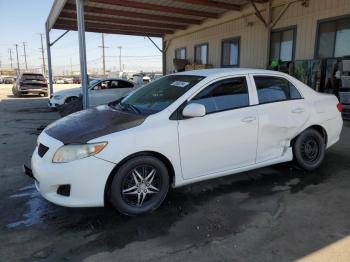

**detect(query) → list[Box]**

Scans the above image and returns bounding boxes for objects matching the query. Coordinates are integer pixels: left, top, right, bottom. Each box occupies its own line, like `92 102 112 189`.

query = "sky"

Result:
0 0 163 75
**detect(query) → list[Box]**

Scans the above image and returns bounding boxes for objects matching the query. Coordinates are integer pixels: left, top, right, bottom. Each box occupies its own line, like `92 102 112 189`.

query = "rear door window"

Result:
254 76 302 104
118 80 134 88
191 77 249 114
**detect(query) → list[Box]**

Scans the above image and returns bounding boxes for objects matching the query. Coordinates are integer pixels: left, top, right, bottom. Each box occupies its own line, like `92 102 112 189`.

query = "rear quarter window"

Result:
254 76 302 104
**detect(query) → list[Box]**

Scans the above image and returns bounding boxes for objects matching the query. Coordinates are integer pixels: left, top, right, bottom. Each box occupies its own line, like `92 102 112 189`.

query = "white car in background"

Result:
28 69 343 216
49 78 136 108
55 78 66 84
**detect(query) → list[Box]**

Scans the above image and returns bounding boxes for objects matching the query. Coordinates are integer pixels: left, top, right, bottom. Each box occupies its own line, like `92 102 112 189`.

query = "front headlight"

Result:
53 95 62 100
52 142 107 163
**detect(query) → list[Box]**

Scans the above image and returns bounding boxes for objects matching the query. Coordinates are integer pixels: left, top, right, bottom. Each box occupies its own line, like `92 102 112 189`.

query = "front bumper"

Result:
48 98 63 108
29 132 115 207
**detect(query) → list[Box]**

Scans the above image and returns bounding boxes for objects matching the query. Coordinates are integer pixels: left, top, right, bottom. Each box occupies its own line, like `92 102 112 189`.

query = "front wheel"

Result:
109 156 169 216
293 128 325 171
64 96 78 104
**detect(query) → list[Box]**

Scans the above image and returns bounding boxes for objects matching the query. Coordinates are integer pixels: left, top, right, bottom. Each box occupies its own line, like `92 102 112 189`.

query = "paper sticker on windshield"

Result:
171 81 190 88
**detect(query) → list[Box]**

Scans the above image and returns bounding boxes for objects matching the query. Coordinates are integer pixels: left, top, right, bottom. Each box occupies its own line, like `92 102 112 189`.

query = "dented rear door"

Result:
249 74 310 163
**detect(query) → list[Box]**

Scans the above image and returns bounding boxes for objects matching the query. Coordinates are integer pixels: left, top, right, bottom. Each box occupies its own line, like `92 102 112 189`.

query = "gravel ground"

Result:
0 83 350 262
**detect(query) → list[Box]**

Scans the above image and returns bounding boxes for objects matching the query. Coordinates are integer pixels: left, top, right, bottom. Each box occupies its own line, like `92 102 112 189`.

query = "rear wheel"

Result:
293 128 325 171
109 156 169 216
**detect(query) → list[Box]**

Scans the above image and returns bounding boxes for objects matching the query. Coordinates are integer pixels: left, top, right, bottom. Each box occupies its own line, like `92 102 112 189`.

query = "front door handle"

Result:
292 108 305 114
241 116 256 123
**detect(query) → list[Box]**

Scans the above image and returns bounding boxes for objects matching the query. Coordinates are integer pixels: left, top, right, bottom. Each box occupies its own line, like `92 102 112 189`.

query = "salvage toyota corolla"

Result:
26 69 343 215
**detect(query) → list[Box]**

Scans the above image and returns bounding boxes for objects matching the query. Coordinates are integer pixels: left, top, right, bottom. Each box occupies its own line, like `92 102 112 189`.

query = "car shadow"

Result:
4 148 347 258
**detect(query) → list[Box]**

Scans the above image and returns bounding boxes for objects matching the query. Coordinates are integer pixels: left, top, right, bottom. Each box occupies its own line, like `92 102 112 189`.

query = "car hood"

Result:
53 87 82 96
44 105 146 144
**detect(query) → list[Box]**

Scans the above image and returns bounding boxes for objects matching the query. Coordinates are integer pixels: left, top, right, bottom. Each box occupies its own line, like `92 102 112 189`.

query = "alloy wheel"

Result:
121 165 161 207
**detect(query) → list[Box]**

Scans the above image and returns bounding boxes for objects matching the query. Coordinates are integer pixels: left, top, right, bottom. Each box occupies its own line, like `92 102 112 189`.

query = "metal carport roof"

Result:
46 0 269 109
47 0 265 36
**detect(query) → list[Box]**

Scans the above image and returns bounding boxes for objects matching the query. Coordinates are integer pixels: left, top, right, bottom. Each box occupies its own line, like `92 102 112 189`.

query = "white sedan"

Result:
48 78 136 108
27 68 343 215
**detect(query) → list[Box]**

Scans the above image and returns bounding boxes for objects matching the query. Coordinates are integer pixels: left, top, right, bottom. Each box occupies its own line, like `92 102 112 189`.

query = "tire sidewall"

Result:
110 156 169 216
65 96 77 104
294 129 325 171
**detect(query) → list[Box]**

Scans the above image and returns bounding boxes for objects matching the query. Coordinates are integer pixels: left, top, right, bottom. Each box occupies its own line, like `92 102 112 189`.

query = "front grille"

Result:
38 143 49 158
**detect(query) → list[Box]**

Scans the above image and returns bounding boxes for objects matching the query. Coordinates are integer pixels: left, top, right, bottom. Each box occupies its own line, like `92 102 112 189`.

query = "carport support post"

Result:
162 37 166 75
45 22 54 95
76 0 89 109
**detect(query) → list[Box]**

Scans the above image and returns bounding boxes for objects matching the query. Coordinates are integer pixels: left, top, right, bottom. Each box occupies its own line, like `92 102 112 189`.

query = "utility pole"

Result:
117 46 122 72
9 49 13 68
70 58 73 75
22 42 28 70
15 44 20 73
40 34 46 75
98 33 109 76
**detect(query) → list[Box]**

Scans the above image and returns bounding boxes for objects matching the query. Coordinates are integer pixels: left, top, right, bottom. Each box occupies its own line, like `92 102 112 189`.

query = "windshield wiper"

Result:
120 102 141 114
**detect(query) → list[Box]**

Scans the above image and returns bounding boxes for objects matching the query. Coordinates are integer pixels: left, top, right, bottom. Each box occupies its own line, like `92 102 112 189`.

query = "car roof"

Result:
96 77 132 82
173 68 288 78
21 73 44 76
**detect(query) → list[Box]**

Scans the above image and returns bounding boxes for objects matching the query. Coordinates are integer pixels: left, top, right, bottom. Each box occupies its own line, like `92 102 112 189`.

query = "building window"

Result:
316 17 350 58
175 47 186 59
194 43 208 64
221 37 240 67
270 27 296 63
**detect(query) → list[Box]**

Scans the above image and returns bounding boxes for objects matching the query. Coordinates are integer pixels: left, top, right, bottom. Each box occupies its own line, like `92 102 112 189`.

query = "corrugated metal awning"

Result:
47 0 267 37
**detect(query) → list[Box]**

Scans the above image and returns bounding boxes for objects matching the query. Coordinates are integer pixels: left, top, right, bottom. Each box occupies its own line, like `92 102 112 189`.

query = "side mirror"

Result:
182 103 206 118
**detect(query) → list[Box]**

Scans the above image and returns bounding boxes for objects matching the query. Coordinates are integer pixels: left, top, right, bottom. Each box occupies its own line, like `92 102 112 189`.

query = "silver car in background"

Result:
49 78 137 108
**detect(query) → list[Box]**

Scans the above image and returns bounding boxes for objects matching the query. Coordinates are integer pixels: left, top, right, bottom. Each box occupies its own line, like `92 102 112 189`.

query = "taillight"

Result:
337 103 343 112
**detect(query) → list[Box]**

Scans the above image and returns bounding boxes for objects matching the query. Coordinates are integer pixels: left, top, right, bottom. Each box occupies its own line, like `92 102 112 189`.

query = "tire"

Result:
109 156 169 216
64 96 78 104
293 128 325 171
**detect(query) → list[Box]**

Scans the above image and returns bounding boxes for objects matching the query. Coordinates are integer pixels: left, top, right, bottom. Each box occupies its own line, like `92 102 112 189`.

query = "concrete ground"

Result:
0 83 350 262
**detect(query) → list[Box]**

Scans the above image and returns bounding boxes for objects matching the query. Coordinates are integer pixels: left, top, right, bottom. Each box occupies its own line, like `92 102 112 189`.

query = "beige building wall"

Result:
164 0 350 74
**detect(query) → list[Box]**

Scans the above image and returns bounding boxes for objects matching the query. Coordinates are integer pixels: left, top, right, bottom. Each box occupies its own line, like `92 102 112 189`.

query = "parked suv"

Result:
12 73 48 97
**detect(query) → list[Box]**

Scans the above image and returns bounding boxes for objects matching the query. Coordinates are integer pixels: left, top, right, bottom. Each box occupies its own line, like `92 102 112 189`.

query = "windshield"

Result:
89 79 100 86
119 75 205 114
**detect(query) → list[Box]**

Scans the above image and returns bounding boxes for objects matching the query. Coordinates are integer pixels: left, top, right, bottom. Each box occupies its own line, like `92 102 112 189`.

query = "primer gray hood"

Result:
45 105 146 144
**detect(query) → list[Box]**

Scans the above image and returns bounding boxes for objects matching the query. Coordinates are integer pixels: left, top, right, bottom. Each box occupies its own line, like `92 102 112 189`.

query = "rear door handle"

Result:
292 108 305 114
241 116 256 123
